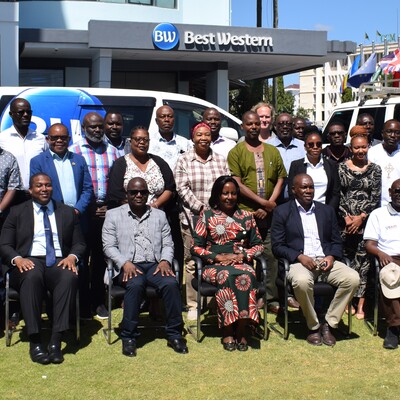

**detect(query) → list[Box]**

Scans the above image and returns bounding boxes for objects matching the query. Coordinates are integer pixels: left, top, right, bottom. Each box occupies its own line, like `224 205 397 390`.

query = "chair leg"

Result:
5 275 12 347
284 278 289 340
196 291 201 342
75 290 80 343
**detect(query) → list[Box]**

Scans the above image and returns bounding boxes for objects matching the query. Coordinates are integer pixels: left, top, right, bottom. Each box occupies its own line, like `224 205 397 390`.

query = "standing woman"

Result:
174 122 230 321
338 133 382 319
191 176 264 351
288 131 340 211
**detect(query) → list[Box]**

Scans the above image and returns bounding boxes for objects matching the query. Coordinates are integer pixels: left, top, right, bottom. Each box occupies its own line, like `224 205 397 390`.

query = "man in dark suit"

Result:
30 123 93 318
0 173 86 364
271 173 359 346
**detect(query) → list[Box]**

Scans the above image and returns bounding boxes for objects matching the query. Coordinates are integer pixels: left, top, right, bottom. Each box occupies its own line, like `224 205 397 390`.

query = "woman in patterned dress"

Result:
338 134 382 319
191 176 264 351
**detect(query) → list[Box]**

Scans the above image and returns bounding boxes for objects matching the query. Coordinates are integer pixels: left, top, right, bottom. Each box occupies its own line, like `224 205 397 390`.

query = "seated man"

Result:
0 173 86 364
271 173 359 346
102 177 187 357
364 178 400 350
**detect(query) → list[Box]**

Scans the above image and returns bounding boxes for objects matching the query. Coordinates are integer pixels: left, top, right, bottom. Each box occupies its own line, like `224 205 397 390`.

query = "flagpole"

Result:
384 38 388 86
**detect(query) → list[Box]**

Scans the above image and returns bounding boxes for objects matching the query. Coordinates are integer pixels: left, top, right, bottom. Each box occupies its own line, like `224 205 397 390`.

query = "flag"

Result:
379 51 396 71
365 33 370 40
393 71 400 87
347 53 377 88
382 48 400 74
370 66 382 82
376 30 382 37
340 55 361 92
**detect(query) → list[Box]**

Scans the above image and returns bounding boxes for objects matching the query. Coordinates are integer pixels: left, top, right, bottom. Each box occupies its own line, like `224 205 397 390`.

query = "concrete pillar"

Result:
0 2 19 86
206 67 229 110
91 49 112 88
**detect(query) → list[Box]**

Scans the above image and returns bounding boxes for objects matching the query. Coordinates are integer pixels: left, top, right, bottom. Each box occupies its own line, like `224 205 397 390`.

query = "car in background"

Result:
0 87 241 143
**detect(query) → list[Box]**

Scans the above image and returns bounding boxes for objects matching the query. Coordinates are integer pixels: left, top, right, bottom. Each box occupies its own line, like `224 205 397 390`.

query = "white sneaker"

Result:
186 309 198 321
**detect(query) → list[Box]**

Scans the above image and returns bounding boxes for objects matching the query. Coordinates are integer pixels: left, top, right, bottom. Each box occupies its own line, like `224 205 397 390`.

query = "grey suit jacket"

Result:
102 204 174 280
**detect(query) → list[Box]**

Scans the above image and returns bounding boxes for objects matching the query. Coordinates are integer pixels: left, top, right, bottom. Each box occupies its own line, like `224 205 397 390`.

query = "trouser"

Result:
10 256 78 335
287 261 360 330
118 262 183 341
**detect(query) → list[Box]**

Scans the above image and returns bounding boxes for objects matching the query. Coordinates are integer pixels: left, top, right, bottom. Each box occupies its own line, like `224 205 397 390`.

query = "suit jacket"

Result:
30 150 94 214
0 200 86 265
271 199 343 264
102 204 174 279
287 156 340 211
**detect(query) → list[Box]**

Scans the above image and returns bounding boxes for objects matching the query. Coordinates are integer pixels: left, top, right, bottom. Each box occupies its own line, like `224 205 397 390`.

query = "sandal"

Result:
237 341 248 352
222 341 236 351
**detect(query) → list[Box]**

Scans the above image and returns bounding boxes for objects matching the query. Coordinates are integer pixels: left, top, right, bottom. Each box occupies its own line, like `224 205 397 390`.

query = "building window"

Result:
20 70 64 87
127 0 176 7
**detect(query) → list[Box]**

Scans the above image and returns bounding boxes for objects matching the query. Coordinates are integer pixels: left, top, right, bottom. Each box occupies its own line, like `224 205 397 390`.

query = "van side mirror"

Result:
220 127 239 142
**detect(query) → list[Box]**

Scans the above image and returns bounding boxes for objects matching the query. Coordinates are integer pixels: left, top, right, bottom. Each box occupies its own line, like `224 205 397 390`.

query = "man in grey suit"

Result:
102 177 187 357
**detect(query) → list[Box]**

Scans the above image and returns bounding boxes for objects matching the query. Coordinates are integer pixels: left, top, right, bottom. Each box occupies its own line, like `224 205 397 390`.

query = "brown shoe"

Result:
287 296 300 309
321 322 336 347
307 329 322 346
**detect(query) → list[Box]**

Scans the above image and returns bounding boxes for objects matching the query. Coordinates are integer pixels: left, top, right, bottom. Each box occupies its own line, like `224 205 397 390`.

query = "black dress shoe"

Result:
383 326 399 350
30 345 51 365
122 339 137 357
306 330 322 346
48 344 64 364
167 338 188 354
320 322 336 347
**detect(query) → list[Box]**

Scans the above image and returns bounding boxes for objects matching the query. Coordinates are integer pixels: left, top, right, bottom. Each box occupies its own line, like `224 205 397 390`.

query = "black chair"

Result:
272 258 353 340
188 254 268 342
103 258 180 345
364 258 380 336
3 267 80 347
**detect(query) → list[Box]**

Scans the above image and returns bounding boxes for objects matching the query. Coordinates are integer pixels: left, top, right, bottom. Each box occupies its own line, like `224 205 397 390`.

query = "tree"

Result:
341 87 353 103
275 76 294 114
296 107 312 120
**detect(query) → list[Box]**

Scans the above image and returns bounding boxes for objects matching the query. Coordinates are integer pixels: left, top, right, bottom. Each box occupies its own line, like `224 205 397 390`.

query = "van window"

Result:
322 109 353 141
358 107 386 141
164 99 241 140
0 95 14 119
394 104 400 122
93 96 156 138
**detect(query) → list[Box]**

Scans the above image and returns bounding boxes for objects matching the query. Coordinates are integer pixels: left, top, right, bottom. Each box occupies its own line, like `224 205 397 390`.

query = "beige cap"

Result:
380 263 400 299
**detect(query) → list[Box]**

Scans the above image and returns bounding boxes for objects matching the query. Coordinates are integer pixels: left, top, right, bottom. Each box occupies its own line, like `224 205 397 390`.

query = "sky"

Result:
231 0 400 84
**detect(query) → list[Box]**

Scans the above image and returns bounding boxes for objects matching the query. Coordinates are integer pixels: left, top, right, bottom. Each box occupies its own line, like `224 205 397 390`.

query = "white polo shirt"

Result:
364 203 400 255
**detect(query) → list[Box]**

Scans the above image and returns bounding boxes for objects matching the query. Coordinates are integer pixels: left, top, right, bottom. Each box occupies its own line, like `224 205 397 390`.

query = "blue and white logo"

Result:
152 23 179 51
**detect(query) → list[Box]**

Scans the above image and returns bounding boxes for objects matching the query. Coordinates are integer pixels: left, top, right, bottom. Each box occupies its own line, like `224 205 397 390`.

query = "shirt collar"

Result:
156 131 177 144
305 156 324 168
33 200 54 214
50 149 69 161
295 198 315 214
387 203 400 216
128 205 151 221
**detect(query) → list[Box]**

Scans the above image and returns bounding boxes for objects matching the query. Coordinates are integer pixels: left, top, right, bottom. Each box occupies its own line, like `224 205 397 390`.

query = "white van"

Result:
0 87 242 143
322 81 400 143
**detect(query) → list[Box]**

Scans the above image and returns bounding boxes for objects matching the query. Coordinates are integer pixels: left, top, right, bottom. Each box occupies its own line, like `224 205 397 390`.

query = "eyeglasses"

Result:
359 121 373 126
48 135 70 142
328 130 345 136
127 189 149 196
12 109 32 117
131 137 150 144
306 142 323 148
276 121 293 127
384 129 400 135
391 188 400 194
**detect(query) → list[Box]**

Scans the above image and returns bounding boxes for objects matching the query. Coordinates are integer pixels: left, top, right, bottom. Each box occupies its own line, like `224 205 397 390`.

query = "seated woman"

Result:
106 125 175 210
288 131 340 211
191 176 264 351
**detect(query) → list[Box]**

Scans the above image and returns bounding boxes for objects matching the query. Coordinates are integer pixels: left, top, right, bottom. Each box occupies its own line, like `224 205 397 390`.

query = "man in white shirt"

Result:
368 119 400 206
0 98 47 196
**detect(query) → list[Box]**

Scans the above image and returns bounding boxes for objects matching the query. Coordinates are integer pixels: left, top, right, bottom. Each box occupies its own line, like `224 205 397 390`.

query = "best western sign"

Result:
152 23 273 52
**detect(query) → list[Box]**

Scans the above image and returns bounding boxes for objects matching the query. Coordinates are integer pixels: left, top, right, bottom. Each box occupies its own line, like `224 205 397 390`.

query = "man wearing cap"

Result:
364 178 400 349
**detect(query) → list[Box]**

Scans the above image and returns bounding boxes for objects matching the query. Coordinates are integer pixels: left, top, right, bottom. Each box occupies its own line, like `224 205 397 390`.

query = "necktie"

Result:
41 206 56 267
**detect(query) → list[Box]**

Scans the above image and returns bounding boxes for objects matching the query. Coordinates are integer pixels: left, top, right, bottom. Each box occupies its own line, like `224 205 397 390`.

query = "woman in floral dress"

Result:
338 133 381 319
191 176 264 351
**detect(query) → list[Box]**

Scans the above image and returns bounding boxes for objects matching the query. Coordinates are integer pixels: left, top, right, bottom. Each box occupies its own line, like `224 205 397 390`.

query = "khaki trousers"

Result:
287 261 360 330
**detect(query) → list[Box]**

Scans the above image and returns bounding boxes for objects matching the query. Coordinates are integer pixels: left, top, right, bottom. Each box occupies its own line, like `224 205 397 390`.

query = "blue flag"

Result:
348 53 377 88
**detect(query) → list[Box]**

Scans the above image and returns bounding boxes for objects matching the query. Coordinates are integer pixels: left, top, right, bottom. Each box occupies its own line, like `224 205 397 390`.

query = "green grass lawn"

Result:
0 309 399 400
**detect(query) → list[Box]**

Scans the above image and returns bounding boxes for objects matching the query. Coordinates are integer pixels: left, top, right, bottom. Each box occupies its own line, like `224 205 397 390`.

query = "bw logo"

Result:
152 23 179 51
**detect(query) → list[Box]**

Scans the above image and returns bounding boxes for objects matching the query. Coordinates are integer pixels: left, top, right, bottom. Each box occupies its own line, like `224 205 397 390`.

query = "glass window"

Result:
322 109 353 142
164 99 241 140
19 70 64 87
358 107 386 141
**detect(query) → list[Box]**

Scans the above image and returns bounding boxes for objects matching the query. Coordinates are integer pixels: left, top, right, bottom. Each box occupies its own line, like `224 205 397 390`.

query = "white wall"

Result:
19 0 231 30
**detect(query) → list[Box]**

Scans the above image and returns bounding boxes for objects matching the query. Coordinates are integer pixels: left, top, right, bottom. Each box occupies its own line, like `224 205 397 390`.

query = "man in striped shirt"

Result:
69 112 118 319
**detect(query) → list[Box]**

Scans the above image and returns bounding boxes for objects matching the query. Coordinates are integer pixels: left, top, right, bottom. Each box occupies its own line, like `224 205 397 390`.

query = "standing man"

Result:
0 98 47 200
271 174 359 346
269 113 306 201
251 102 276 142
292 117 306 141
69 112 118 319
367 119 400 206
364 179 400 349
30 123 94 216
356 113 380 146
228 111 287 313
149 105 192 170
103 177 187 356
104 111 129 157
202 107 236 159
322 120 352 163
0 173 86 364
